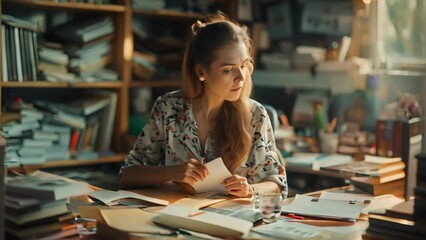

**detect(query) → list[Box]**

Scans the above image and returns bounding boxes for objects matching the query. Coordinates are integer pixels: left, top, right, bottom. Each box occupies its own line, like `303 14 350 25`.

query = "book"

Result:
152 204 253 238
287 153 353 171
280 194 368 222
364 155 402 164
5 220 62 239
351 178 405 197
384 199 414 220
350 169 405 184
88 189 169 206
5 201 69 225
322 160 405 177
367 213 426 238
5 173 92 201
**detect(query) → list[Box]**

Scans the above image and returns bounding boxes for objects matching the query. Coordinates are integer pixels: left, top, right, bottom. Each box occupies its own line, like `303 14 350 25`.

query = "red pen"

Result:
287 213 304 220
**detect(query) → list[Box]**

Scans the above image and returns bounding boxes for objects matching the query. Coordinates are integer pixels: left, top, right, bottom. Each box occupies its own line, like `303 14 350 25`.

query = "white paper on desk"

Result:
320 192 403 214
88 189 169 206
193 157 232 194
252 220 326 240
281 194 368 222
100 208 173 234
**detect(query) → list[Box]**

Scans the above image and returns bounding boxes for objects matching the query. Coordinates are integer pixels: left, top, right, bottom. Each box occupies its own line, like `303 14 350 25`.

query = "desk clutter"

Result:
5 168 422 239
4 171 94 239
363 153 426 239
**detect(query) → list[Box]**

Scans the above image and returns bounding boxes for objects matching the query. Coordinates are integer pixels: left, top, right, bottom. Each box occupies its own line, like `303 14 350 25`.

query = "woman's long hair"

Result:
182 13 254 173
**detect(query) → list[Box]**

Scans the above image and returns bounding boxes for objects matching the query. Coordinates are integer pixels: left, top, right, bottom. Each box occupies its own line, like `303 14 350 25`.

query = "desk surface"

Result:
79 184 373 239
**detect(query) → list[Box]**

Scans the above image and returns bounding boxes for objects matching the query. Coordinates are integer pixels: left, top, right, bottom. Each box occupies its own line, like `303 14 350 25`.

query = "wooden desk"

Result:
78 183 371 239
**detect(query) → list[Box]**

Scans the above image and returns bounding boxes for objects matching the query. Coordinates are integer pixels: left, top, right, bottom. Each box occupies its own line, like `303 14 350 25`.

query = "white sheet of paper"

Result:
281 194 367 222
88 189 169 206
192 157 232 194
320 192 403 214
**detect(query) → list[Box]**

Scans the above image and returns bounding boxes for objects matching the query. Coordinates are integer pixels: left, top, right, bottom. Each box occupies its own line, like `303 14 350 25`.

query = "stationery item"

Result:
281 194 369 222
287 213 304 220
88 189 169 206
99 208 173 234
152 204 253 238
192 157 233 194
319 132 338 154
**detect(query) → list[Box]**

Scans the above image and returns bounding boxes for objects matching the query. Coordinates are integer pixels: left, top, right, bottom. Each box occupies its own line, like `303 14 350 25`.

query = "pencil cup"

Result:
258 193 283 223
319 132 338 154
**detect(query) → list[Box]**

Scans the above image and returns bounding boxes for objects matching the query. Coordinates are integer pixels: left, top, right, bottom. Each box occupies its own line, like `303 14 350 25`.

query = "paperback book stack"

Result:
321 155 406 197
4 171 92 239
363 153 426 239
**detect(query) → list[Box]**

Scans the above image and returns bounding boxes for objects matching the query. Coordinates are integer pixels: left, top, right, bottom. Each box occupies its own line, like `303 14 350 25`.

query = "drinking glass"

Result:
258 192 283 223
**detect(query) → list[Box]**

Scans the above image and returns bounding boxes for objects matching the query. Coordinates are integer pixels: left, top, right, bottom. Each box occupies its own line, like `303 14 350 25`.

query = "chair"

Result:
263 104 279 131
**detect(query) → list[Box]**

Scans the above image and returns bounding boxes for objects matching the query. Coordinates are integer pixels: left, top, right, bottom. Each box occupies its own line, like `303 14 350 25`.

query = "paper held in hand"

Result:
192 157 233 194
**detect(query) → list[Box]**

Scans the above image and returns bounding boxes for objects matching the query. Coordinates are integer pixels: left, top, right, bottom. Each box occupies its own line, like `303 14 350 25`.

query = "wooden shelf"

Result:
130 80 181 88
132 9 203 20
9 154 127 171
252 70 360 94
3 0 126 12
1 81 123 88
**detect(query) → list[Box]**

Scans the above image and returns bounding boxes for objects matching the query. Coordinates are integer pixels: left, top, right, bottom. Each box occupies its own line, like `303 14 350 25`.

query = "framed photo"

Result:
267 1 292 40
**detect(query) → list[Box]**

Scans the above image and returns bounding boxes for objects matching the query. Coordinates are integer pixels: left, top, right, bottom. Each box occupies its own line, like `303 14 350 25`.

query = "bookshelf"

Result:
0 1 237 172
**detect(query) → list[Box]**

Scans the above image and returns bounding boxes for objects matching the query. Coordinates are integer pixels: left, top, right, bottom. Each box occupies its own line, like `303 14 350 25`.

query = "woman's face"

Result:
201 40 250 102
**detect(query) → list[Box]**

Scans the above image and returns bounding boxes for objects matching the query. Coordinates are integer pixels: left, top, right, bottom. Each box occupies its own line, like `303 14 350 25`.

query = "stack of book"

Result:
364 154 426 239
4 171 92 239
365 199 426 239
1 90 117 165
44 16 117 82
321 155 406 197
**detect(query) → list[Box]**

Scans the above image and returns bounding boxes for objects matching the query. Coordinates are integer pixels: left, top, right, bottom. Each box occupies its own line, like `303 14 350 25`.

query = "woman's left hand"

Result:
223 175 250 197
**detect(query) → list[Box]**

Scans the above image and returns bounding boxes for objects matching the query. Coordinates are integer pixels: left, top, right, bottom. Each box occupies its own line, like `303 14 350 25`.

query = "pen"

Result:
187 211 205 217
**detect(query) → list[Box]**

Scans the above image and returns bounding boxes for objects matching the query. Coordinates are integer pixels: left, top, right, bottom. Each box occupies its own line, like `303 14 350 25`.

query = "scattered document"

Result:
192 157 232 194
252 220 326 240
172 197 227 209
100 208 173 234
281 194 368 222
88 189 169 206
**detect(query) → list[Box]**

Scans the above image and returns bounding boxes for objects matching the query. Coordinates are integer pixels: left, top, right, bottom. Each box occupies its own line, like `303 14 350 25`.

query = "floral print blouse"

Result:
120 90 288 197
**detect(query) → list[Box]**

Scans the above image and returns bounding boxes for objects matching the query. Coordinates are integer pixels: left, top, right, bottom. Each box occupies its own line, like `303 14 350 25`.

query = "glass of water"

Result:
258 192 282 223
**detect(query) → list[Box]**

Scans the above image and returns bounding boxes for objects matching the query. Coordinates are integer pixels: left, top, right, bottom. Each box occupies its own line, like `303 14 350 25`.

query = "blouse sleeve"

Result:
245 104 288 198
119 98 165 175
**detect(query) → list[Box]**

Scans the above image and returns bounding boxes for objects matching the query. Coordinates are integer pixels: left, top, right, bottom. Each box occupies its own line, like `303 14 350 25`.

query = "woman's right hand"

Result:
172 158 209 185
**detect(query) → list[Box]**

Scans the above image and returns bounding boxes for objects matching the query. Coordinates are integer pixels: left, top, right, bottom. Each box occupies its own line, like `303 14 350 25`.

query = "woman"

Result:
120 13 287 198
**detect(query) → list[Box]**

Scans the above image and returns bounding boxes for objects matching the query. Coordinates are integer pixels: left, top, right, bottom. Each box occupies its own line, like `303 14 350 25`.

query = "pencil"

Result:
188 211 205 217
327 117 337 134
